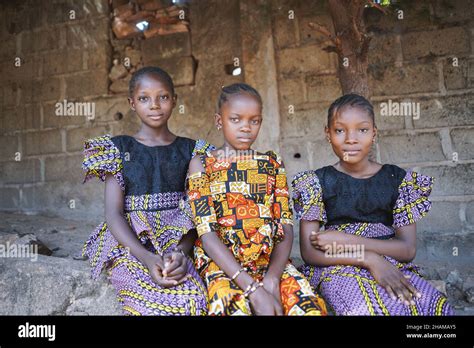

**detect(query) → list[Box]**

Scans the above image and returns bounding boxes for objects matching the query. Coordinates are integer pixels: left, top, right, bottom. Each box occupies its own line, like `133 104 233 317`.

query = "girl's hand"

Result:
162 251 190 283
143 253 187 288
365 252 421 305
262 275 283 314
310 230 354 250
248 286 283 315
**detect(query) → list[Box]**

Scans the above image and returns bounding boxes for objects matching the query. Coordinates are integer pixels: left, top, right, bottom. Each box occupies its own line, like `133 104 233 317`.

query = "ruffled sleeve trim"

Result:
291 170 327 223
393 171 434 228
82 134 125 190
192 139 216 158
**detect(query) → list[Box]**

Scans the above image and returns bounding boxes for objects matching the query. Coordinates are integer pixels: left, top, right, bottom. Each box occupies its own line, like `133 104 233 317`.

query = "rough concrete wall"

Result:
0 0 244 221
0 0 113 220
0 0 472 267
239 0 281 154
271 0 340 178
271 0 473 265
170 0 244 145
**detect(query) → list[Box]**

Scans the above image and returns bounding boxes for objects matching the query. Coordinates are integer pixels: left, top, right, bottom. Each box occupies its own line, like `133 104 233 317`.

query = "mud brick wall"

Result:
0 0 472 265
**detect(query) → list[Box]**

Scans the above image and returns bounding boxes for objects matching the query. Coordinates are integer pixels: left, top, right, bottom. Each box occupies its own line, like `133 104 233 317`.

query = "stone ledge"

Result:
0 256 121 315
0 211 472 316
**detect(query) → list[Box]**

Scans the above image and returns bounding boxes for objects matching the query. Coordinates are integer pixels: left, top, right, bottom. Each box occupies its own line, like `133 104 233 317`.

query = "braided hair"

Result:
327 93 375 127
129 66 175 97
216 83 262 113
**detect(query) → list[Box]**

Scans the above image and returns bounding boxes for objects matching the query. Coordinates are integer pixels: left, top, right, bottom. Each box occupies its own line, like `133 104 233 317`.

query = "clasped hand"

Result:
248 275 283 315
310 230 421 306
310 230 354 251
144 251 189 288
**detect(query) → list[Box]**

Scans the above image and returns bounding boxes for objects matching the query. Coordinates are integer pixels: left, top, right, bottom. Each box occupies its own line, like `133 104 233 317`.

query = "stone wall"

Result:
0 0 473 268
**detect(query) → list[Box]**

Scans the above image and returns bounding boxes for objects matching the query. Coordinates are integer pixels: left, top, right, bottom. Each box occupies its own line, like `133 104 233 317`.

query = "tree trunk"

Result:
327 0 371 98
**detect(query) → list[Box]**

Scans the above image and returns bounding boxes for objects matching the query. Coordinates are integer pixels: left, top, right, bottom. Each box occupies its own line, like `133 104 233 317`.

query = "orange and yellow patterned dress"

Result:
186 150 327 315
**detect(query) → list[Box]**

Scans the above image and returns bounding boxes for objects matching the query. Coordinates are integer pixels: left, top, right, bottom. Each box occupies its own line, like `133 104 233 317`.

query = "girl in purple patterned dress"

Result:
292 94 454 316
81 67 213 315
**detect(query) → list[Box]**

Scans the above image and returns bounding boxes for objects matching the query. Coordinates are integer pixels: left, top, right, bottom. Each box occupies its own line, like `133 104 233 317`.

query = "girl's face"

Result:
325 106 377 164
128 74 176 129
215 93 262 151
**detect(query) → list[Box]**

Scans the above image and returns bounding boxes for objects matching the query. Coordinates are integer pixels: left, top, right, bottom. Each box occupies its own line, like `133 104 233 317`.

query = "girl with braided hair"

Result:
81 66 214 315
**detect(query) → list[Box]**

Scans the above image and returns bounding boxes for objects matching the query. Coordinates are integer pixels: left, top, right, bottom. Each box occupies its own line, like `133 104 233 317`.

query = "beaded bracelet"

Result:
243 282 253 294
243 281 263 298
231 267 246 281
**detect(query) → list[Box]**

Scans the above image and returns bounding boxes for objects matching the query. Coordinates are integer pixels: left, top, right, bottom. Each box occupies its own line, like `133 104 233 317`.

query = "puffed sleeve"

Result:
186 167 218 237
291 170 327 223
82 134 125 190
192 139 216 158
393 171 434 228
266 151 293 227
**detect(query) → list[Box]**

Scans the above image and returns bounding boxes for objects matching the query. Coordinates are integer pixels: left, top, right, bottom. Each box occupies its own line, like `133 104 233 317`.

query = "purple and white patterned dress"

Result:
292 165 454 316
81 134 214 315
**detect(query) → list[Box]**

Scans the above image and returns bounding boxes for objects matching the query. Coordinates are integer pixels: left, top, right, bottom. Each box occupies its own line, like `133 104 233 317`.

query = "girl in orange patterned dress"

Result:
185 83 327 315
